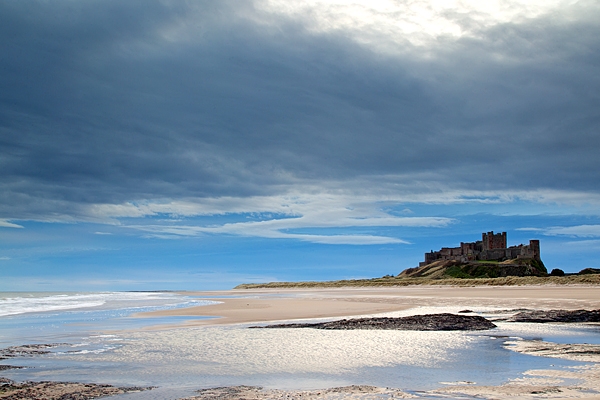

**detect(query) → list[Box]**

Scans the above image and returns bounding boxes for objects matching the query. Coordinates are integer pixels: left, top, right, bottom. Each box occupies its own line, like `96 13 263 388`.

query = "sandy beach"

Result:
138 285 600 326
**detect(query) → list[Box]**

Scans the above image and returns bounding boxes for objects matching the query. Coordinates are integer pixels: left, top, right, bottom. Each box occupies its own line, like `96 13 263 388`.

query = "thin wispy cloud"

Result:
543 225 600 238
0 220 24 229
124 200 452 244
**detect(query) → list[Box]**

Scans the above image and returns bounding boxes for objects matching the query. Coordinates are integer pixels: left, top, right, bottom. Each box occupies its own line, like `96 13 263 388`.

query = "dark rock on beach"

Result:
0 378 153 400
184 385 413 399
508 309 600 323
507 340 600 363
0 343 69 359
0 365 24 371
252 313 497 331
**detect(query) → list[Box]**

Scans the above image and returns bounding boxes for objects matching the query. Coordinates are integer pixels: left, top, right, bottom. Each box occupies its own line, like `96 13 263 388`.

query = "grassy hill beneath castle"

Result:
399 258 548 279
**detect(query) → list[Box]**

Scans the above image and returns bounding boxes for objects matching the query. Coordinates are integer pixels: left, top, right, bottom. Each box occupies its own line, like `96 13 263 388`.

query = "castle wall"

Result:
517 240 541 260
478 249 506 261
424 251 439 264
506 247 522 259
439 247 463 258
460 242 478 254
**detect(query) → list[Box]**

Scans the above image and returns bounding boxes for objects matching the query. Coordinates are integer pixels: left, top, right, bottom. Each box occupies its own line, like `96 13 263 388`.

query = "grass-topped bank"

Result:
234 264 600 289
399 258 549 279
234 274 600 289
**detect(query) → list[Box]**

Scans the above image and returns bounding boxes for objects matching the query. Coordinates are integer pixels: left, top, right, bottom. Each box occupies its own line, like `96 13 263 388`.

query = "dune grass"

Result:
234 273 600 289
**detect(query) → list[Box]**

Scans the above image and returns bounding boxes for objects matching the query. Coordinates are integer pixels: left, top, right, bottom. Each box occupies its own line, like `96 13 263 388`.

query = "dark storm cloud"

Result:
1 0 599 220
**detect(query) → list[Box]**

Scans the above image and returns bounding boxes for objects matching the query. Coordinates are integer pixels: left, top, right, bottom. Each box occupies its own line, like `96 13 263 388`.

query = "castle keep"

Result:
420 231 540 267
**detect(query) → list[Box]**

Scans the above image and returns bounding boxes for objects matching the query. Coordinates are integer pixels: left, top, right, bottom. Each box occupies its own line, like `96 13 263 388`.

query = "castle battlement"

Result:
420 231 540 267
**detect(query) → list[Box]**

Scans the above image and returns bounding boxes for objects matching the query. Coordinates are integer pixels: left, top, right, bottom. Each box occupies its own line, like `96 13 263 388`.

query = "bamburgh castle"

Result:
420 231 540 267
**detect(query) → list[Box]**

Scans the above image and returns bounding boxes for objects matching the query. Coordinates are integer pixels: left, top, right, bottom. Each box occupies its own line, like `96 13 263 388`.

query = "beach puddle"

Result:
4 322 592 396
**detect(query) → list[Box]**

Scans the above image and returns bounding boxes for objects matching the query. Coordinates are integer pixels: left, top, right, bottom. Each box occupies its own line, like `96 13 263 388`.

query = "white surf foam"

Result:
0 292 201 317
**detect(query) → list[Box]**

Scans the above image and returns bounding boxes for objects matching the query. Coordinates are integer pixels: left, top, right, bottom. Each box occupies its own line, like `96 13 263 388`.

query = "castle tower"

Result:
529 240 540 260
482 231 507 251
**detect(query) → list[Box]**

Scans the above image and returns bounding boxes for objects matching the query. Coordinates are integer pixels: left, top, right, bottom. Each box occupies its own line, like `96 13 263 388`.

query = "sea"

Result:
1 291 599 399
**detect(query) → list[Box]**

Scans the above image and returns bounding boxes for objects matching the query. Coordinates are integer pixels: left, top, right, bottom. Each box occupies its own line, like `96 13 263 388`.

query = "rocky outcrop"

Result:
252 313 496 331
0 343 153 399
185 385 414 399
0 378 152 400
506 340 600 363
508 309 600 323
0 365 24 371
579 268 600 275
0 343 69 359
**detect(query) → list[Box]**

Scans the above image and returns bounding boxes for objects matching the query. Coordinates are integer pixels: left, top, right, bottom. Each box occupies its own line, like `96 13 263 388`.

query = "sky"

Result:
1 0 599 291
